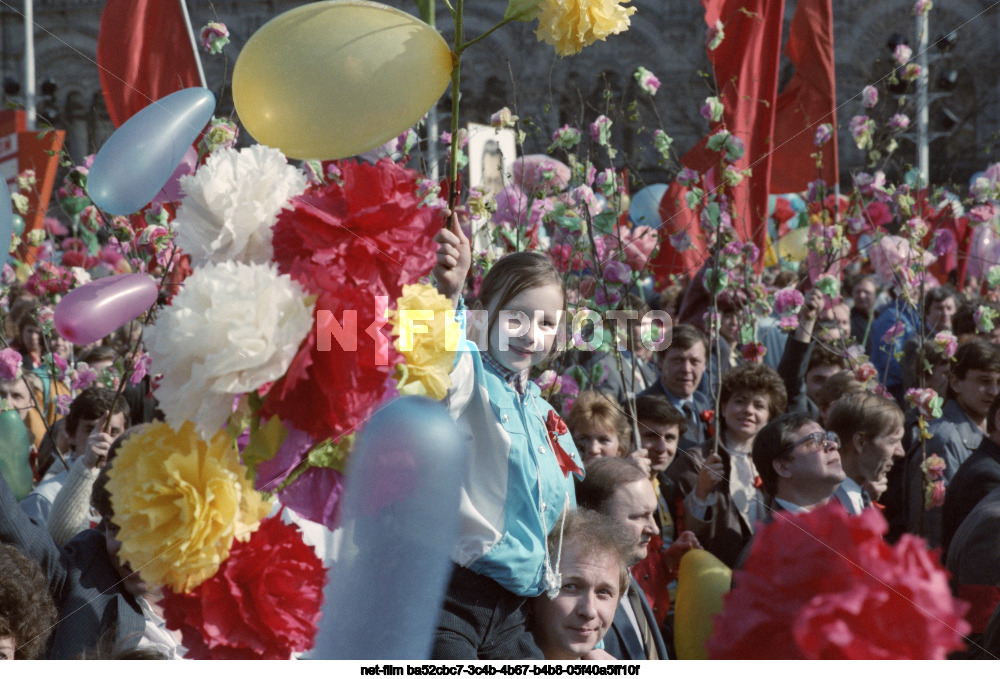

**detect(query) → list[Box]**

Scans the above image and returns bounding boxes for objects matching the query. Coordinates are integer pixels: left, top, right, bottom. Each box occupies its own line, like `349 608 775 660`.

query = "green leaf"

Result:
504 0 544 21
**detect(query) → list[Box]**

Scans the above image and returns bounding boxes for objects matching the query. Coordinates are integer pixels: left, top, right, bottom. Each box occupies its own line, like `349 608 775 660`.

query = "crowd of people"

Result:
1 203 1000 660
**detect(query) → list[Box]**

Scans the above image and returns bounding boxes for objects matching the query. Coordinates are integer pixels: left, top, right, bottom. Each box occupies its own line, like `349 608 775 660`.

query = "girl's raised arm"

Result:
433 211 471 307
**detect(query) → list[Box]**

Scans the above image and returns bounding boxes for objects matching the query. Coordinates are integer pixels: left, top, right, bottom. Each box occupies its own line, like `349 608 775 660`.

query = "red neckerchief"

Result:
545 411 583 478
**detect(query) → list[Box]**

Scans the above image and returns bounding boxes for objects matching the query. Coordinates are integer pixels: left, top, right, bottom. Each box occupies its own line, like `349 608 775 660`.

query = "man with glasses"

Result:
752 413 846 515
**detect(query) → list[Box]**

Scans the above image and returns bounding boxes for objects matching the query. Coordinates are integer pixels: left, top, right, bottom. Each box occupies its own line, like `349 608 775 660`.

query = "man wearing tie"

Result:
576 457 670 660
639 324 712 449
825 392 905 515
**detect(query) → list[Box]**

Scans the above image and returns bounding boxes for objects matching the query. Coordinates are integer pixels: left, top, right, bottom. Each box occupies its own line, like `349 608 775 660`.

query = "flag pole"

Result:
24 0 36 128
177 0 207 89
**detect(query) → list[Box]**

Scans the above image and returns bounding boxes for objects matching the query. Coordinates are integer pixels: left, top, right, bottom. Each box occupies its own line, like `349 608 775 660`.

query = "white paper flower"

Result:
146 261 315 439
173 145 308 266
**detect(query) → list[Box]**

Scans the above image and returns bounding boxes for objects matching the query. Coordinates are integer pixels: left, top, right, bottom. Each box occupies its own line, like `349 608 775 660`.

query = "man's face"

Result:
70 411 127 455
719 312 739 345
638 421 680 473
926 296 957 332
951 369 1000 424
775 422 846 493
805 364 841 404
820 303 851 338
853 280 877 316
0 635 14 660
856 425 905 495
660 342 706 398
531 544 621 660
0 380 32 420
605 480 659 565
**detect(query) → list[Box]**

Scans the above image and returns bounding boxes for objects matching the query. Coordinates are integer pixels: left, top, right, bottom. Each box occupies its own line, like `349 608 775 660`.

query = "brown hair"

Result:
719 363 788 419
634 394 687 436
566 390 630 454
547 509 633 596
576 456 649 513
476 251 565 342
752 412 817 497
826 391 904 448
0 544 58 659
657 323 708 359
814 370 866 411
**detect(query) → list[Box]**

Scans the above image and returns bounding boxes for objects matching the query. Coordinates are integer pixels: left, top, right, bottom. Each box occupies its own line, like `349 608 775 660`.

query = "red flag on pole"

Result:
97 0 204 128
652 0 786 281
770 0 838 194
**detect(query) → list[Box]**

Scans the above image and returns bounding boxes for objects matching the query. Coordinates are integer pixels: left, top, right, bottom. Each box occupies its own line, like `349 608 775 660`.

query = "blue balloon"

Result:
630 183 668 227
0 180 12 265
310 396 464 659
87 87 215 215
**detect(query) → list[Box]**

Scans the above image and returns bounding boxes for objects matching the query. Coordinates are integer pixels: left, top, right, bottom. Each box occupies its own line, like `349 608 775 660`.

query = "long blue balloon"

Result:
0 180 12 265
310 396 464 659
87 87 215 216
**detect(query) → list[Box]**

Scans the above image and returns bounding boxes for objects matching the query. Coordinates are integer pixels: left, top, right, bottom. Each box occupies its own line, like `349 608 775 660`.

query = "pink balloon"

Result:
54 274 158 344
156 146 199 204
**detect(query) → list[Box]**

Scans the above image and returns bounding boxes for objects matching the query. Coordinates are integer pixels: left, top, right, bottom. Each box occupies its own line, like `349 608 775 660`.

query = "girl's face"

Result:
487 283 564 373
572 422 621 462
20 324 42 354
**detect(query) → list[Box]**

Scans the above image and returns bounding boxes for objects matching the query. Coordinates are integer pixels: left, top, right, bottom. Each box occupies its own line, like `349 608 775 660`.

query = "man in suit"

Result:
945 487 1000 651
906 340 1000 547
576 457 669 660
639 324 712 448
942 391 1000 559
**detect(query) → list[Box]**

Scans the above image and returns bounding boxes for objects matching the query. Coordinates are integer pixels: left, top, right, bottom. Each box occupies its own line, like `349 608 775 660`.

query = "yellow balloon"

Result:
233 1 453 160
777 227 809 262
673 549 732 660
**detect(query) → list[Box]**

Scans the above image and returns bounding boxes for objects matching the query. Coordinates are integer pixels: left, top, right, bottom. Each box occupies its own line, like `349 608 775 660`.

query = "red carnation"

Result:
162 515 328 660
266 158 442 440
707 502 970 659
272 158 441 302
262 286 402 441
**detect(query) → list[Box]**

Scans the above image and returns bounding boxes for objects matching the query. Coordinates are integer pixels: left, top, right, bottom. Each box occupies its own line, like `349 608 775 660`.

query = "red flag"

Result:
770 0 838 194
97 0 203 128
652 0 786 281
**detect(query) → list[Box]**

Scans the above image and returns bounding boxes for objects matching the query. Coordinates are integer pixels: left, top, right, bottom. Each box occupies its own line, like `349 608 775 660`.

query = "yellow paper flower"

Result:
390 283 460 400
106 421 273 593
535 0 636 57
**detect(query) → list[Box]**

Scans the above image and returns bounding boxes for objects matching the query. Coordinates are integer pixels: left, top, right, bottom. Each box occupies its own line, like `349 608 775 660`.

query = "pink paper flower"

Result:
200 22 230 54
590 115 612 145
894 43 913 65
861 85 878 109
0 348 22 381
889 113 911 130
633 66 660 96
814 124 833 147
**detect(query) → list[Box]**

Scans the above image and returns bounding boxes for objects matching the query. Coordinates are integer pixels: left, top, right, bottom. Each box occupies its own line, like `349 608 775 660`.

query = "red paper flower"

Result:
272 158 441 302
707 502 970 659
162 515 327 659
266 159 442 440
261 286 402 441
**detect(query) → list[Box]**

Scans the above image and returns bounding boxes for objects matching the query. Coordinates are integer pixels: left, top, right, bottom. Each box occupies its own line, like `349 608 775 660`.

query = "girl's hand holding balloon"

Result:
433 211 471 307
